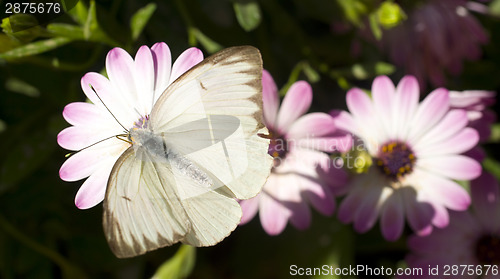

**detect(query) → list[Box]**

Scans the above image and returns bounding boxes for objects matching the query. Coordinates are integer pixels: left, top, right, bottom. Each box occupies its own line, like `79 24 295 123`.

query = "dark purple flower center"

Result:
268 131 288 168
475 234 500 265
375 141 416 181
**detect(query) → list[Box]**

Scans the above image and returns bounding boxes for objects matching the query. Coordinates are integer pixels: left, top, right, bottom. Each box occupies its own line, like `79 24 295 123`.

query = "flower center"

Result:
132 115 150 129
475 234 500 265
268 131 288 168
374 141 416 181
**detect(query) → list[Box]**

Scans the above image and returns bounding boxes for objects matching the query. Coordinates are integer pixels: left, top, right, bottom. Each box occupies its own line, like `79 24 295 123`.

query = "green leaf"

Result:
83 0 98 40
5 77 40 97
0 37 73 60
66 0 89 26
303 62 320 83
1 14 46 43
336 0 367 26
190 28 223 54
484 158 500 181
0 120 5 134
377 1 406 29
490 0 500 16
47 23 84 40
490 123 500 142
151 245 196 279
233 1 262 32
130 3 157 41
60 0 80 12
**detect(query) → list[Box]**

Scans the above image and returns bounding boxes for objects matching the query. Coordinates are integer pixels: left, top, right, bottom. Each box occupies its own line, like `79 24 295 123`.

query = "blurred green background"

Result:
1 0 500 278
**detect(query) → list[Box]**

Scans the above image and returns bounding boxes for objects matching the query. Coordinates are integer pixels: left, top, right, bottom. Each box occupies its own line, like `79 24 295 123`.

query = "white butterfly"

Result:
102 46 272 258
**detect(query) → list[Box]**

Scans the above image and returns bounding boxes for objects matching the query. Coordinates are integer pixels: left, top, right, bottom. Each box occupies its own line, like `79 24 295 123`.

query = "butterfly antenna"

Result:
89 85 129 132
65 134 129 158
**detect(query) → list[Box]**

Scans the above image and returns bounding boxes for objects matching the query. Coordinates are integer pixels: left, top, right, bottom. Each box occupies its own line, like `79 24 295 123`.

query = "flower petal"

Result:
411 109 468 150
330 110 360 136
393 75 420 139
416 127 479 158
80 72 135 127
170 47 203 83
301 177 336 216
286 112 336 139
372 75 395 138
62 102 104 126
74 160 115 209
380 189 404 241
134 45 155 113
417 170 471 211
407 88 449 142
417 155 481 181
401 187 434 236
262 70 279 130
275 81 312 134
288 200 312 230
106 47 143 115
353 184 384 233
239 195 261 225
151 42 172 103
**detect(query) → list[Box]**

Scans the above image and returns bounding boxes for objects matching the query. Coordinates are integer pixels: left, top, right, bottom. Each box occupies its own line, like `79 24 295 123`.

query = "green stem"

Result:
174 0 197 46
0 214 87 279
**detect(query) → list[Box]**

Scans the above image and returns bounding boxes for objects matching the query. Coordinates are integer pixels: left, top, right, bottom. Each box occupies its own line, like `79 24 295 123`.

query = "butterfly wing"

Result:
150 46 272 201
103 147 191 258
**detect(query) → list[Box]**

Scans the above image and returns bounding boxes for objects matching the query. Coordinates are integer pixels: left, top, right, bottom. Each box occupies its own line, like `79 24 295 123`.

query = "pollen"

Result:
374 140 417 182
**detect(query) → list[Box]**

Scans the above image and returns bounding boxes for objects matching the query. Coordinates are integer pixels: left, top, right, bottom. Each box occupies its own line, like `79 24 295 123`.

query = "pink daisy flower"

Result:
378 0 488 87
57 43 204 209
405 172 500 279
333 75 482 241
239 70 351 235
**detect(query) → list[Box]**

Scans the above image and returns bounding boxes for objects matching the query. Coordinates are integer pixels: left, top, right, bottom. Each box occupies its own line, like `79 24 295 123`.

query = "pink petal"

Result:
134 45 155 112
417 127 479 158
259 176 291 235
330 110 359 136
286 112 336 139
430 202 449 228
471 172 500 231
346 88 374 124
57 125 123 151
62 102 103 126
353 185 384 233
412 109 468 149
262 70 279 130
417 155 481 181
417 170 471 211
380 190 404 241
407 88 449 142
393 75 420 138
275 81 312 134
338 186 364 223
371 75 395 137
288 200 311 230
106 48 142 115
59 141 126 181
301 178 336 216
239 195 261 225
402 187 434 236
170 47 203 83
151 42 172 103
259 192 289 235
74 161 115 209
